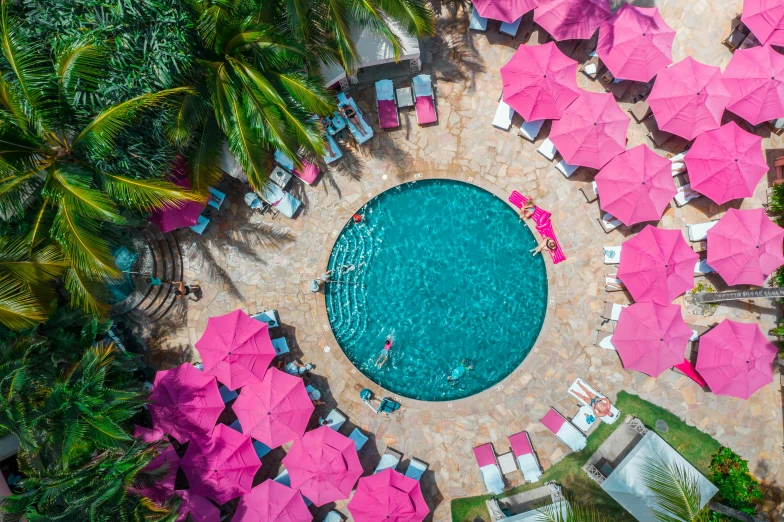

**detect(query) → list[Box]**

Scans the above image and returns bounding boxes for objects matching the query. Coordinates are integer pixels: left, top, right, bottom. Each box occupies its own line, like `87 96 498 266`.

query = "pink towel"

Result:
674 359 708 387
473 443 496 467
293 160 320 185
378 99 399 129
415 96 437 124
509 191 566 264
508 432 533 457
541 409 566 434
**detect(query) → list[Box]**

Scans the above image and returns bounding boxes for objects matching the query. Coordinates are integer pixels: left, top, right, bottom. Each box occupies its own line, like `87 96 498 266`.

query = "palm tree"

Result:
0 0 201 328
641 456 711 522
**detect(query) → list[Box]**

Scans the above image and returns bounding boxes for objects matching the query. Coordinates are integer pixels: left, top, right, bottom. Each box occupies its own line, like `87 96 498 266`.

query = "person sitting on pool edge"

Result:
519 198 536 220
447 359 474 383
530 238 556 256
374 335 394 368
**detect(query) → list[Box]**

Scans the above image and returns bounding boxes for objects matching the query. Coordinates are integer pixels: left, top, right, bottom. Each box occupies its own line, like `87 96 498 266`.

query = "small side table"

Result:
270 166 292 188
497 452 517 475
396 87 414 108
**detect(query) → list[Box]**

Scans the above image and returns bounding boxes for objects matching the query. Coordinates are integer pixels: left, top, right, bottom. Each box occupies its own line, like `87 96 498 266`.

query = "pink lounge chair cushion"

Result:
541 409 566 434
473 443 496 467
293 160 320 185
674 359 708 387
378 99 399 129
508 432 533 457
509 191 566 264
415 95 437 124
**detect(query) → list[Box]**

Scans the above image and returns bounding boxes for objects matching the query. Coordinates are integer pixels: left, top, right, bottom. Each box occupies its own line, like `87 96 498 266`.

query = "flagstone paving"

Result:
141 0 784 519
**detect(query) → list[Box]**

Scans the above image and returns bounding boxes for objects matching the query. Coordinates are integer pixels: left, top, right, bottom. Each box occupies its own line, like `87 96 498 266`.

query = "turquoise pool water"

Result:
325 180 548 401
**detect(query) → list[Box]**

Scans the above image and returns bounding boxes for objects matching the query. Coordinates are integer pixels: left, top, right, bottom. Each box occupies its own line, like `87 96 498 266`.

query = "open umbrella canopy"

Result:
707 208 784 286
472 0 538 23
181 424 261 505
724 44 784 125
175 491 220 522
234 480 313 522
282 426 363 506
233 368 314 449
596 5 675 83
500 42 579 121
696 320 778 399
195 309 276 390
549 89 629 169
595 144 676 226
134 444 180 504
683 122 768 204
647 57 731 140
617 225 698 305
614 303 693 377
348 468 430 522
742 0 784 46
149 363 224 443
533 0 610 41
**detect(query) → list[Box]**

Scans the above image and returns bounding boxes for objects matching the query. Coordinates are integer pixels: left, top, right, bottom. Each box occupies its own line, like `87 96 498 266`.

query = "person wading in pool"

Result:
447 359 474 383
374 335 394 368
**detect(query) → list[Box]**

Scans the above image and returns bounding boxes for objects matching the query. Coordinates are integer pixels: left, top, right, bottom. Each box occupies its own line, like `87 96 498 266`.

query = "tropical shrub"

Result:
708 447 763 517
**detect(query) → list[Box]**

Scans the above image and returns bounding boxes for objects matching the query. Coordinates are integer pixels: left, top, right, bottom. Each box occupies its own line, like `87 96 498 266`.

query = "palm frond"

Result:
165 92 207 147
0 236 68 284
273 72 335 115
0 76 28 130
0 274 46 330
378 0 436 36
99 171 204 212
62 267 107 317
322 0 359 70
0 169 41 219
224 91 268 190
49 166 125 224
351 0 404 60
54 40 105 105
186 117 225 196
641 455 707 522
26 198 51 251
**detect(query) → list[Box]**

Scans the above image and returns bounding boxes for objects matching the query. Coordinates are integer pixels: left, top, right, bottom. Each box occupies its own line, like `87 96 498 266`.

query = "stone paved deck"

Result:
141 0 784 519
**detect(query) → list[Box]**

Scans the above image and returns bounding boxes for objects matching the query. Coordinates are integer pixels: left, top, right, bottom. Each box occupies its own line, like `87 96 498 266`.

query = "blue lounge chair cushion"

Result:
405 459 428 481
253 440 271 458
324 133 343 164
252 310 279 328
349 428 369 451
207 187 226 209
320 409 347 431
323 511 342 522
470 6 488 31
189 214 209 235
259 184 302 219
274 149 295 171
271 337 290 356
219 385 238 403
500 16 522 37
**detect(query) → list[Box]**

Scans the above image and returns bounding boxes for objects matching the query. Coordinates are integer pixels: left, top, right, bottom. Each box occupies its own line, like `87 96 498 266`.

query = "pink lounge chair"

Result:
508 431 542 482
541 408 586 452
673 359 708 387
293 160 320 185
473 443 504 494
412 75 437 125
376 80 400 129
509 191 566 264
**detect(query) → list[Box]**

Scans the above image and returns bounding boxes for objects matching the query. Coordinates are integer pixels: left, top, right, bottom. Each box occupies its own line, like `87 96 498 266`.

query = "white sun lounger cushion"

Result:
599 334 616 350
274 149 295 171
493 100 515 130
670 150 688 163
375 452 401 473
568 378 620 424
672 161 686 176
519 119 545 141
537 138 557 160
260 184 302 219
480 465 504 494
695 258 715 274
583 63 598 76
555 422 587 452
470 6 488 31
606 275 622 286
675 184 701 206
688 221 718 242
500 16 522 36
324 134 342 164
516 454 542 482
601 213 622 232
609 303 625 321
555 159 578 178
604 246 621 264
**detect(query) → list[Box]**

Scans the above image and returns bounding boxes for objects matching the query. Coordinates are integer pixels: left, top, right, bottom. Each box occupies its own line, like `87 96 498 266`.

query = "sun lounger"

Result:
324 134 343 164
599 213 622 233
500 16 522 37
219 385 238 403
537 138 557 161
508 431 542 483
469 5 488 31
508 191 566 264
337 92 373 144
259 183 302 219
687 221 718 242
694 258 715 275
604 245 621 264
376 80 400 129
595 331 616 350
601 302 626 322
320 409 347 431
568 378 620 424
207 187 226 209
323 511 342 522
405 458 428 481
648 128 672 147
519 119 545 142
189 214 210 235
493 99 515 130
670 150 688 163
541 408 587 452
274 149 295 171
605 274 624 292
252 309 279 328
293 160 320 185
628 99 651 123
473 443 505 494
349 428 369 451
375 447 403 474
579 182 598 203
555 159 578 178
271 337 290 356
581 52 600 79
413 74 437 125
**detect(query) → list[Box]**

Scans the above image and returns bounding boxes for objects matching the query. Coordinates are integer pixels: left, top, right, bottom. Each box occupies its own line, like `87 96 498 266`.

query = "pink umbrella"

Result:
549 90 629 169
135 444 180 504
282 426 363 506
707 208 784 286
149 363 224 443
696 320 778 399
233 368 314 449
613 302 693 377
683 122 768 204
742 0 784 46
149 158 205 233
596 5 675 83
533 0 610 41
647 57 731 140
195 309 277 390
176 491 220 522
234 480 313 522
472 0 538 24
617 225 699 305
134 424 165 443
594 144 677 226
724 44 784 125
181 424 261 505
348 468 430 522
500 42 579 121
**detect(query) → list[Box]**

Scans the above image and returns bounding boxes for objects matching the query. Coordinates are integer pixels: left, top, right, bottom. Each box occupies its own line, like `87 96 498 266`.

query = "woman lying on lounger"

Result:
571 381 614 419
374 335 394 368
530 238 556 256
340 104 369 137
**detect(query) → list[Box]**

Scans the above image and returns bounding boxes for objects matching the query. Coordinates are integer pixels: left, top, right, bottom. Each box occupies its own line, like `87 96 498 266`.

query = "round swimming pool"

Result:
325 180 548 401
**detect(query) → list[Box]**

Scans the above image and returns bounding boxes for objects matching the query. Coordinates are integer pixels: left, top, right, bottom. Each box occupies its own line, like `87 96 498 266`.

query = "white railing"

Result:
583 463 605 484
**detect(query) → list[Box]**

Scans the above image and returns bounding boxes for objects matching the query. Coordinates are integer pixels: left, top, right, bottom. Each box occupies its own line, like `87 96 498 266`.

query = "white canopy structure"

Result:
601 432 718 522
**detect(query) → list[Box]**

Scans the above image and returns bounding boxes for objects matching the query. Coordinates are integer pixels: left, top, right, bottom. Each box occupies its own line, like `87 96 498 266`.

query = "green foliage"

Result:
768 183 784 221
708 447 763 516
641 457 710 522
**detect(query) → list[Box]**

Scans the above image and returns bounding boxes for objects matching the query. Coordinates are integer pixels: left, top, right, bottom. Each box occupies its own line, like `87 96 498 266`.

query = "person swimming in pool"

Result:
374 335 395 368
447 359 474 382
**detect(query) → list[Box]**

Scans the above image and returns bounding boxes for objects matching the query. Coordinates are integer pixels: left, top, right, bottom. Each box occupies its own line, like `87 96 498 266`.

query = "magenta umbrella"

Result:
724 45 784 125
473 0 538 23
348 468 430 522
233 368 314 449
195 309 277 390
134 424 165 443
613 303 693 377
707 208 784 286
235 480 313 522
617 225 698 305
176 491 220 522
549 90 629 169
594 144 676 226
696 320 778 399
533 0 610 41
149 363 224 443
181 424 261 505
742 0 784 46
500 42 579 121
149 160 205 233
596 5 675 83
282 426 363 506
647 57 731 140
683 122 768 205
135 445 180 504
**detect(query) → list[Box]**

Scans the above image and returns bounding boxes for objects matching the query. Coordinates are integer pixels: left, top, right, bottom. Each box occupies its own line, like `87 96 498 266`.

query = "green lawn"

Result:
451 391 722 522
